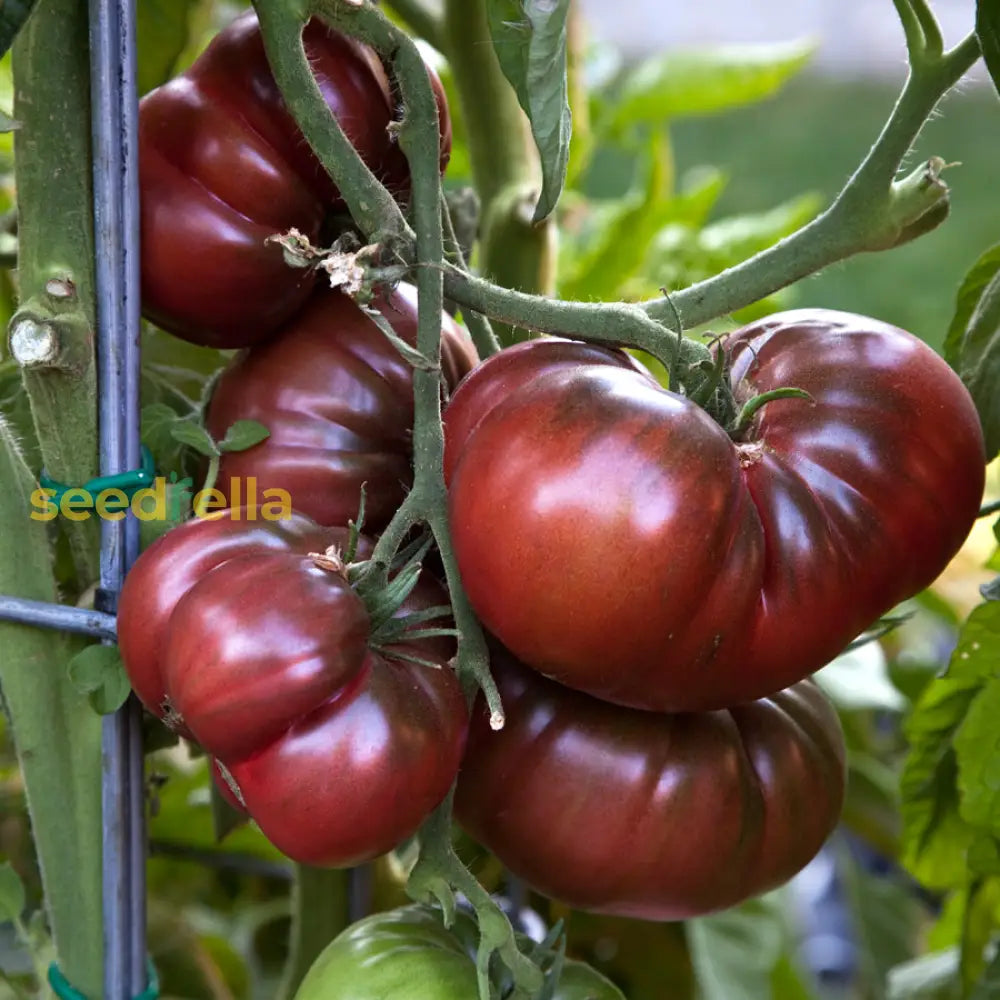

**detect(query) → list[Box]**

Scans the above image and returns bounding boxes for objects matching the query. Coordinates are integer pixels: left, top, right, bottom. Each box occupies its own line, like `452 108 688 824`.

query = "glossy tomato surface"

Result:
293 904 626 1000
207 283 478 530
118 508 467 866
455 650 846 920
444 311 986 711
139 12 451 348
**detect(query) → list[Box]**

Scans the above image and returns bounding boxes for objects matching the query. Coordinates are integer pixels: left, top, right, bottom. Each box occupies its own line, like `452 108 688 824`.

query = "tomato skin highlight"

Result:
444 311 986 712
455 649 847 920
206 283 478 531
117 509 468 867
138 11 451 348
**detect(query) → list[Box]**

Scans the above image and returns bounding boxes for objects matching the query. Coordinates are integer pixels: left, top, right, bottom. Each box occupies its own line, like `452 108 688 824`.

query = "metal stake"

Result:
0 597 118 640
88 0 145 994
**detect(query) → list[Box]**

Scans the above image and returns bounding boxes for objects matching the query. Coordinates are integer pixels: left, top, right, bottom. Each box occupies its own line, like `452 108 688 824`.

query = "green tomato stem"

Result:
0 419 103 998
5 0 105 992
12 0 101 587
407 792 545 1000
197 452 221 514
269 5 537 996
382 0 446 52
442 195 500 358
257 0 980 363
278 866 350 1000
441 0 557 345
253 0 414 252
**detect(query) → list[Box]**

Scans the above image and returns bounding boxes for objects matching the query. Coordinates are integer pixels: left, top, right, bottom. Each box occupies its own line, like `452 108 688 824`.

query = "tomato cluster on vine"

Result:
121 6 987 942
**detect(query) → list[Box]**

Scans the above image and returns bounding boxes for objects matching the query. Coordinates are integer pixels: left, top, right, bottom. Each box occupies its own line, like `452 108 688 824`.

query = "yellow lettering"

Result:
96 488 128 521
131 478 167 521
29 487 58 522
261 489 292 521
194 488 227 518
61 487 93 522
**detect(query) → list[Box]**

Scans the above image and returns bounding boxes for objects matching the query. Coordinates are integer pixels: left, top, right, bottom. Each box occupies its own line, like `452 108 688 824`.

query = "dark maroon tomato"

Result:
118 509 334 734
118 508 467 866
139 11 451 349
444 311 986 712
455 649 846 920
206 283 478 531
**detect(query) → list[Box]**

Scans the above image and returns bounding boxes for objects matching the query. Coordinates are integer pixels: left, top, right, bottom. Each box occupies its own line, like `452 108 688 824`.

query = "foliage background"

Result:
1 1 999 999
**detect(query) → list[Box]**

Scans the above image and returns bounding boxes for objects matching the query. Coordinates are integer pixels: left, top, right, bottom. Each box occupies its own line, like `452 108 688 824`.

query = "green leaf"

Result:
217 419 269 454
486 0 572 222
169 419 219 458
949 264 1000 458
559 166 726 305
136 0 196 95
0 0 37 59
955 675 1000 831
67 645 132 716
901 602 1000 888
607 39 815 129
943 244 1000 367
559 138 727 303
687 898 785 1000
838 846 923 993
0 863 25 922
977 0 1000 102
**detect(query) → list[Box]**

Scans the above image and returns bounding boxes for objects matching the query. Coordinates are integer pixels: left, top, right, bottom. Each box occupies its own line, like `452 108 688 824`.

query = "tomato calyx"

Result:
308 544 350 578
675 335 814 438
729 385 815 440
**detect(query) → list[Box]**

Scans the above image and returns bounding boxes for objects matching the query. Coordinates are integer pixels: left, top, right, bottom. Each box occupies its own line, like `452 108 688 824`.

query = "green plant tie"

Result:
38 445 156 506
47 958 159 1000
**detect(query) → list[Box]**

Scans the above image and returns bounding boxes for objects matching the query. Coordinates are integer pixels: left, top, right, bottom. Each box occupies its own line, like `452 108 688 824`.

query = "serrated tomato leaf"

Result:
977 0 1000 101
486 0 572 222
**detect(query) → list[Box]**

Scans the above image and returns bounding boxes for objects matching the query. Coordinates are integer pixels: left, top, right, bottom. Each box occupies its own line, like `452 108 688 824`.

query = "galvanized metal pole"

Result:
88 0 146 995
0 597 118 640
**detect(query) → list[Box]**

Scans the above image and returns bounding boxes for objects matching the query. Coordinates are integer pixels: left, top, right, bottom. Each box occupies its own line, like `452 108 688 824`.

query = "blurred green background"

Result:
586 74 1000 349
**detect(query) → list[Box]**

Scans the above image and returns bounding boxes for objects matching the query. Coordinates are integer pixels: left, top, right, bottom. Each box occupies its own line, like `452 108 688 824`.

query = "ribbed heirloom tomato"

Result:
117 509 468 866
455 649 846 919
206 283 478 531
139 12 451 348
293 904 626 1000
444 310 986 712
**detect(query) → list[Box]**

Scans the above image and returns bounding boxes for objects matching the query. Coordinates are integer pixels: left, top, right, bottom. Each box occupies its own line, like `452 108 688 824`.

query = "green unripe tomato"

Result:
293 904 626 1000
